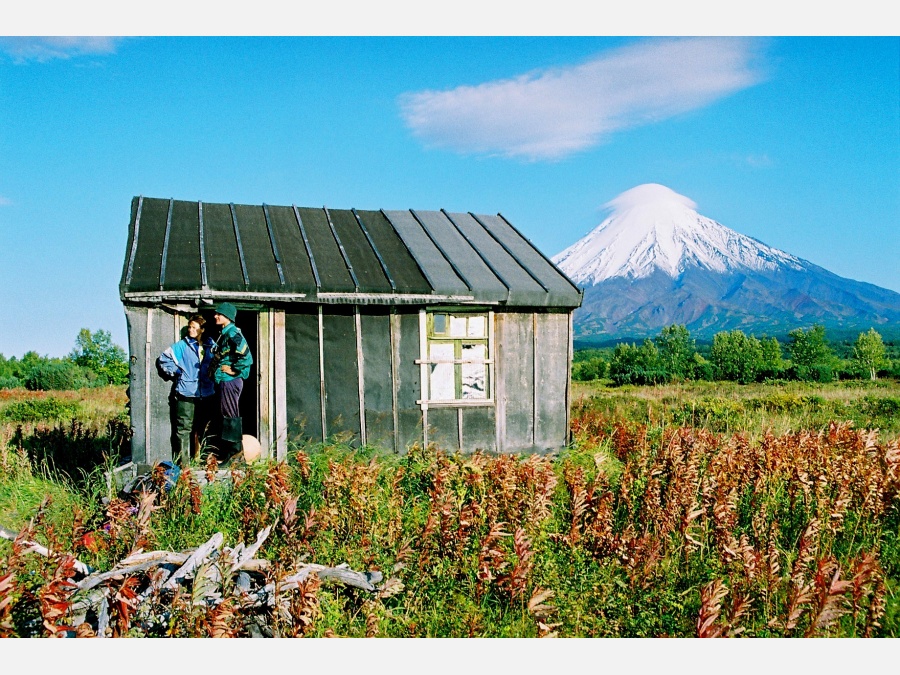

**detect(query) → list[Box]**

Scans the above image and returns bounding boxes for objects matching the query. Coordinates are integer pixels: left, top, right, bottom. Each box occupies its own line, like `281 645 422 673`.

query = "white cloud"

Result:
0 196 11 207
399 37 766 161
0 37 124 63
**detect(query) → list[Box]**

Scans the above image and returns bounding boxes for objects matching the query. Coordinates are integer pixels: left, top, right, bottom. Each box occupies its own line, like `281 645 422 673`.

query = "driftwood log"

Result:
2 523 400 637
0 525 94 576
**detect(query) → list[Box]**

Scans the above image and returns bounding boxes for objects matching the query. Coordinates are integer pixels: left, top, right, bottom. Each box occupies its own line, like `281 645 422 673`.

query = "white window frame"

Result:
417 308 494 407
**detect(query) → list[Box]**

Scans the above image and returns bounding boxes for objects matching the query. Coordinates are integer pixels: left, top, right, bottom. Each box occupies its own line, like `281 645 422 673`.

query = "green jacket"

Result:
212 322 253 383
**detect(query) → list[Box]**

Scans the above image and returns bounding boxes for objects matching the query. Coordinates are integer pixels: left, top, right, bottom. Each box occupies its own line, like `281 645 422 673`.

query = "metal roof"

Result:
120 197 583 308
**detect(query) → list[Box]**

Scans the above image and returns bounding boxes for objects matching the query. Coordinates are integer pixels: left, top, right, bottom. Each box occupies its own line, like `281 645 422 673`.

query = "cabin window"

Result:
424 310 492 403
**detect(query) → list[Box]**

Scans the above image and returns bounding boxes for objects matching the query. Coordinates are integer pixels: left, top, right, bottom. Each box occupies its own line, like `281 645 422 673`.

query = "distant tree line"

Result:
573 324 898 386
0 329 129 391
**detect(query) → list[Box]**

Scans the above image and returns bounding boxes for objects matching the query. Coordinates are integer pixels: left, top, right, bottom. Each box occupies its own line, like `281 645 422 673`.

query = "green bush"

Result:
1 397 81 422
24 361 96 391
672 397 745 431
573 357 608 381
0 376 22 389
859 396 900 419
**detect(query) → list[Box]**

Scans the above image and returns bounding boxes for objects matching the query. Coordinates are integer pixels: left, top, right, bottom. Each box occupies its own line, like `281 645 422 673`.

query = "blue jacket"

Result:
157 336 216 398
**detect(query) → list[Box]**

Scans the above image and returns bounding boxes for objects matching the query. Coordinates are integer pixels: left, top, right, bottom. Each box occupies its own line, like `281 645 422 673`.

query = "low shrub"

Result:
672 397 745 431
24 362 98 391
572 357 608 381
1 397 81 422
0 376 22 390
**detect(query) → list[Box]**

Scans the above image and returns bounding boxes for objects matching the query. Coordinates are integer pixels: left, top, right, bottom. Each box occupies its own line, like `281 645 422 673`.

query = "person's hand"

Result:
220 365 236 375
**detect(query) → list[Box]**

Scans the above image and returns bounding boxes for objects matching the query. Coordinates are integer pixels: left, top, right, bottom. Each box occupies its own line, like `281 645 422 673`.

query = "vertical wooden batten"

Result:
494 313 505 454
257 310 271 455
318 306 327 442
144 308 153 462
418 309 428 448
390 308 400 454
273 310 287 461
355 308 367 447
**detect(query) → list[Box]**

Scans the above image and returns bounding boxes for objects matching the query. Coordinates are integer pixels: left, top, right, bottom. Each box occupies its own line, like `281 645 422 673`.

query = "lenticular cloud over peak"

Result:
553 183 803 284
554 184 900 340
604 183 697 213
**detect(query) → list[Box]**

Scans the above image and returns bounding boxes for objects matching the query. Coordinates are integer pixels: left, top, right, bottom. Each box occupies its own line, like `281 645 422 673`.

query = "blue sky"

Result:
0 34 898 357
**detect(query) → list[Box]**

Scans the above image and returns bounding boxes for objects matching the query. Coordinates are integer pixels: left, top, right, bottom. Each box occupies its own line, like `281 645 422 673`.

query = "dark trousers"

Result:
170 394 214 466
218 378 244 455
170 396 195 466
219 377 243 418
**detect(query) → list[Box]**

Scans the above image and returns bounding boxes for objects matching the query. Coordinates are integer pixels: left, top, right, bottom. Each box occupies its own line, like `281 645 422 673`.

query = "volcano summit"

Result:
553 184 900 341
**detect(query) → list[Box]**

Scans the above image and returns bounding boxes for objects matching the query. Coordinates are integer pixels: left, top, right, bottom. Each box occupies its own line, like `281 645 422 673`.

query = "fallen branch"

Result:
6 525 398 637
0 525 93 576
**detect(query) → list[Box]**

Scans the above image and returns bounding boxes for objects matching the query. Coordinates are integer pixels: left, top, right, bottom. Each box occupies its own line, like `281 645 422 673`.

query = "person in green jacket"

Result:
211 302 253 460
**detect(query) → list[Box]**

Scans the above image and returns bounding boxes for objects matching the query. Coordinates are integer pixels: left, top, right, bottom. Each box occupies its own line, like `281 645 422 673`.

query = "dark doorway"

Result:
234 309 259 438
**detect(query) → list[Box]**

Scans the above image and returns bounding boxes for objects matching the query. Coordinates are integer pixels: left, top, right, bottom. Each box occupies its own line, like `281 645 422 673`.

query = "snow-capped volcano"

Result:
554 184 900 341
553 183 803 284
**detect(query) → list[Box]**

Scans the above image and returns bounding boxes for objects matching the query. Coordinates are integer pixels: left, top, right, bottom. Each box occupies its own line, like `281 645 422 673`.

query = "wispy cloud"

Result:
0 37 125 63
744 153 773 168
399 37 766 161
0 196 11 207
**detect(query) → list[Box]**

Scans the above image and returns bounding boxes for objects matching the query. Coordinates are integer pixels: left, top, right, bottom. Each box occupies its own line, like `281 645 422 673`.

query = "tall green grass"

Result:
1 382 898 637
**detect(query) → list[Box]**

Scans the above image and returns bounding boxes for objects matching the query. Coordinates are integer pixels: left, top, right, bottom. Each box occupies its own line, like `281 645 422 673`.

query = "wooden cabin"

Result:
119 197 583 465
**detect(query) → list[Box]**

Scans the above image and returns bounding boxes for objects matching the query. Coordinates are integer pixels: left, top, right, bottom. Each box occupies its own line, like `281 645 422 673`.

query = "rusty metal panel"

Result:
534 312 569 452
495 311 534 453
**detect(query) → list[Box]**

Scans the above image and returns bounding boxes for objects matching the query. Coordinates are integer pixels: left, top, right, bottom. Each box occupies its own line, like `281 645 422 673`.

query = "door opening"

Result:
234 309 259 439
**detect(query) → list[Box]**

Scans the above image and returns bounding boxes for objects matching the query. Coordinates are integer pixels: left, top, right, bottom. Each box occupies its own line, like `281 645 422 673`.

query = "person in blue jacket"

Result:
157 314 216 466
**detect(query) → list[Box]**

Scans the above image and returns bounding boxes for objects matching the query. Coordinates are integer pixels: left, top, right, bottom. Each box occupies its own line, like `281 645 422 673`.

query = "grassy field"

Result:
1 380 897 637
572 378 900 440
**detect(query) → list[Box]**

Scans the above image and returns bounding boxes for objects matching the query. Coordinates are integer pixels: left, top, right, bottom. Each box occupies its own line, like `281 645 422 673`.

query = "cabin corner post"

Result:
124 305 148 465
